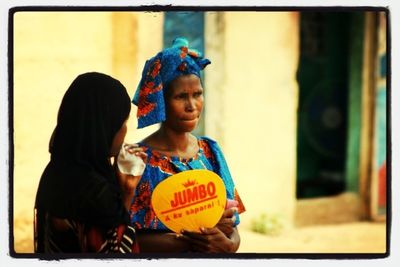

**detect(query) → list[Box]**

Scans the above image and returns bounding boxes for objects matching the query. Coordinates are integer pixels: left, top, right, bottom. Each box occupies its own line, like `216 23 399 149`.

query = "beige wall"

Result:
205 12 300 228
125 12 164 143
13 11 163 253
14 12 113 253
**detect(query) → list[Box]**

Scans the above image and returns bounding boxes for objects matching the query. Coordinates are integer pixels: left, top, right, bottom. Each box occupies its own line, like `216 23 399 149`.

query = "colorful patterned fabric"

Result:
132 37 211 128
130 136 245 231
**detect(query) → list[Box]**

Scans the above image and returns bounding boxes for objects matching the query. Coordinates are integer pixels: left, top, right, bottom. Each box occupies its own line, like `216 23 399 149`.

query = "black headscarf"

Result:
35 72 131 228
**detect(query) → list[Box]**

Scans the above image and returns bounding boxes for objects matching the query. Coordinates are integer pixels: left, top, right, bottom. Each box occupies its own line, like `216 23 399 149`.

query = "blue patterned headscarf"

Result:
132 37 211 128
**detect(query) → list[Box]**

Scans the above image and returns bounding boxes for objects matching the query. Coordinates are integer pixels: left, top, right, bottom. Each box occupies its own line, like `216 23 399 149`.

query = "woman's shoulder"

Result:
197 136 227 162
138 133 156 148
197 135 217 145
136 134 159 155
197 136 221 151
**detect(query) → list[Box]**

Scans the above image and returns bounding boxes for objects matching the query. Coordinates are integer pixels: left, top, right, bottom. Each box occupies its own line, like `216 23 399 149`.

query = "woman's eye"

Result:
194 92 203 97
175 94 186 99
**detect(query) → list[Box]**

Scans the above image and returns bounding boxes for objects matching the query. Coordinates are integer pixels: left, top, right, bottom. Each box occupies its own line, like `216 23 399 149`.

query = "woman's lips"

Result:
181 116 198 121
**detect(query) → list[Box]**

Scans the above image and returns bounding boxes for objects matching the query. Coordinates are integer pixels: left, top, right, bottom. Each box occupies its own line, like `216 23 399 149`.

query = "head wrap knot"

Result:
132 37 211 128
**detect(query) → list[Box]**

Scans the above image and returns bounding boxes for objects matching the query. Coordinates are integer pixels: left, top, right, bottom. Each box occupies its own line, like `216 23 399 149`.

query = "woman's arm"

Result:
136 231 191 253
117 173 141 211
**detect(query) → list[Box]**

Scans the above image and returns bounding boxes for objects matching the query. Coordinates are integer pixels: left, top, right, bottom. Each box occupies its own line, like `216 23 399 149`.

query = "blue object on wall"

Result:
163 12 205 52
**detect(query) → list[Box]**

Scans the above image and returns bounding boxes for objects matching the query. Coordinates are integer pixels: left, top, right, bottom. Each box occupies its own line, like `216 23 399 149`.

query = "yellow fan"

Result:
151 169 227 233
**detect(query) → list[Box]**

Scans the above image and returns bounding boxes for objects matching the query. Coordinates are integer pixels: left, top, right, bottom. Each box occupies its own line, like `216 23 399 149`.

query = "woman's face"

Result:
164 74 204 133
110 120 128 157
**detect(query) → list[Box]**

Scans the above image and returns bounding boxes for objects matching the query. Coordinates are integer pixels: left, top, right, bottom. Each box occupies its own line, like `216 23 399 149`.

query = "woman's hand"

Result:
176 207 241 253
115 144 147 210
116 145 147 191
177 227 236 253
216 207 237 237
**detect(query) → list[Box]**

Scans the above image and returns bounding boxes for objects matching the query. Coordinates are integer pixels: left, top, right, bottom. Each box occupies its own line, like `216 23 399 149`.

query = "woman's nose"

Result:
185 98 196 111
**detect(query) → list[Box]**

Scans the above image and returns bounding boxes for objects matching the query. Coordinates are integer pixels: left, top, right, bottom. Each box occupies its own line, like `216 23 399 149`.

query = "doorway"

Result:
296 12 351 199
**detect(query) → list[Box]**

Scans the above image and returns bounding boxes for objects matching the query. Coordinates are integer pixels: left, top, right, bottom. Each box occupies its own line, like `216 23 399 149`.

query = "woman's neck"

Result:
158 126 192 151
146 126 198 158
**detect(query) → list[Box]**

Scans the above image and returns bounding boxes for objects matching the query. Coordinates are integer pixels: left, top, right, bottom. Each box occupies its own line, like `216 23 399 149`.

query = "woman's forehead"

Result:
171 74 201 88
175 74 200 83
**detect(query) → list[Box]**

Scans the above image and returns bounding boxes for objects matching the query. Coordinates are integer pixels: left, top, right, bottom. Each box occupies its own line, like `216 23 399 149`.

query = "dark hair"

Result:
51 72 131 174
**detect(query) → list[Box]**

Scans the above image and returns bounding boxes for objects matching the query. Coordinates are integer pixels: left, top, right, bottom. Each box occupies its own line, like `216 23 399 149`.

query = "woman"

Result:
130 37 245 253
34 72 145 253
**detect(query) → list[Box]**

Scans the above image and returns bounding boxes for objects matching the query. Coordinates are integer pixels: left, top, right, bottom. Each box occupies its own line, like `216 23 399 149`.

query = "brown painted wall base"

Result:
295 192 362 227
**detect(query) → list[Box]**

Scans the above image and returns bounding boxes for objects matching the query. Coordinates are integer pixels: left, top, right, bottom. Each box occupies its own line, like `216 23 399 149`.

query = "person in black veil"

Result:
34 72 146 253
